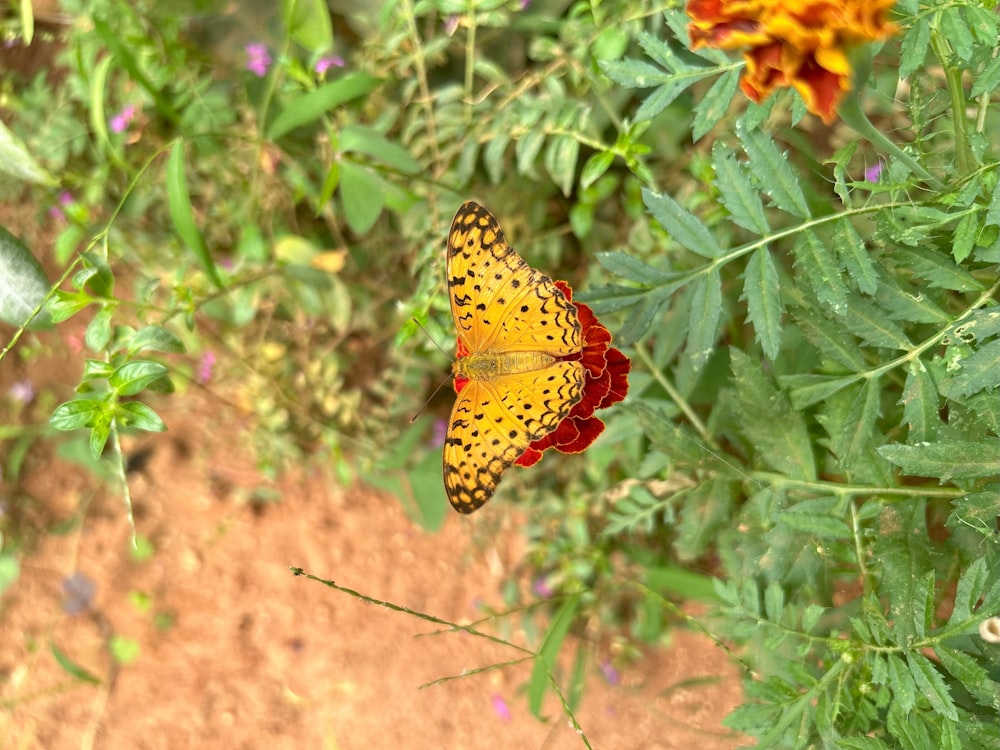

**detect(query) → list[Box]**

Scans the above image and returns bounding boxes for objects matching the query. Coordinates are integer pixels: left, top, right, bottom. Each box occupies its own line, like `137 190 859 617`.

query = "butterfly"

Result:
443 201 586 513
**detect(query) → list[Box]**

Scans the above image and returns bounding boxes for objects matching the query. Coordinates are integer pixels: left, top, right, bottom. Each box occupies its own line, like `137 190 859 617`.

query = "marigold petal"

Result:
557 416 605 454
516 446 543 468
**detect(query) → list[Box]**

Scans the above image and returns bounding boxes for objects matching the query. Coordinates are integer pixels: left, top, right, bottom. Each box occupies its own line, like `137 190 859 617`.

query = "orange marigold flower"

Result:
687 0 898 123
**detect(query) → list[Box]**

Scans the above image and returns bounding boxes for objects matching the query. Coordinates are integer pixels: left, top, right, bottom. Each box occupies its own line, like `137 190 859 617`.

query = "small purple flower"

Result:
109 105 136 134
62 572 97 615
600 659 621 685
491 693 512 721
245 43 272 77
49 191 74 220
444 15 460 35
864 161 883 183
532 576 553 599
8 379 35 405
197 351 216 384
520 0 531 8
315 55 345 74
428 418 447 449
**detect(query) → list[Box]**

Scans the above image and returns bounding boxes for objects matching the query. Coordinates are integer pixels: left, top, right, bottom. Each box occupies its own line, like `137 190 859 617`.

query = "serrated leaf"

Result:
948 556 989 624
878 440 1000 481
712 143 769 234
731 349 816 480
594 250 676 285
874 280 951 324
687 270 722 371
892 245 983 292
763 580 784 622
266 73 381 139
843 296 911 350
936 647 999 710
950 338 1000 398
742 248 782 360
643 188 722 258
0 226 52 329
781 373 858 409
110 361 169 396
0 119 57 185
833 218 878 295
167 141 222 290
792 231 848 314
483 132 510 184
635 82 689 122
598 57 673 87
738 123 811 219
776 511 851 538
791 307 865 371
899 16 930 79
834 377 881 467
692 69 739 141
886 654 916 712
952 212 978 263
907 653 959 720
900 360 938 442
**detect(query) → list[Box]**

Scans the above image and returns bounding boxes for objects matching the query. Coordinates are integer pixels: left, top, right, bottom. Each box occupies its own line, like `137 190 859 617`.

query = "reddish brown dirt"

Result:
0 381 745 749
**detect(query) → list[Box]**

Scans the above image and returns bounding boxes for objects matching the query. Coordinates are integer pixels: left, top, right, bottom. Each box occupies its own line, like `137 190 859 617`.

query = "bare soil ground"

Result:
1 380 745 750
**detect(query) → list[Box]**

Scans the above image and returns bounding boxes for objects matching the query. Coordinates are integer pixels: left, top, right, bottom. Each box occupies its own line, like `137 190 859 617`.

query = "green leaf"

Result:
0 226 52 328
742 248 782 360
579 151 614 190
528 595 580 718
282 0 333 54
712 143 769 235
687 270 722 371
339 161 386 234
833 218 878 295
85 307 113 351
117 401 167 433
267 73 381 140
544 134 579 197
907 653 959 720
110 361 169 397
792 231 847 315
900 360 938 443
643 187 723 259
781 373 858 409
731 349 816 480
129 326 185 354
692 69 739 141
50 644 102 685
50 399 107 431
109 635 140 664
738 123 811 219
167 141 223 289
598 57 673 88
952 212 978 263
826 377 882 468
594 250 676 285
878 440 1000 481
0 119 56 185
791 307 866 371
891 245 983 292
885 655 916 712
899 16 930 79
515 130 545 174
340 124 420 174
92 17 178 122
843 296 912 350
936 647 999 710
950 338 1000 398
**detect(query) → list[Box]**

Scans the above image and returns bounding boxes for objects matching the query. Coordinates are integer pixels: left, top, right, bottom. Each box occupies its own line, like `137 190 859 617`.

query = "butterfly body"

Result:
443 201 585 514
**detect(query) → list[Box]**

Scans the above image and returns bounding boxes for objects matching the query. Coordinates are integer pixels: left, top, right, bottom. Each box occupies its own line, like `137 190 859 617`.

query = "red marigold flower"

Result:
687 0 898 123
516 281 631 468
452 281 631 469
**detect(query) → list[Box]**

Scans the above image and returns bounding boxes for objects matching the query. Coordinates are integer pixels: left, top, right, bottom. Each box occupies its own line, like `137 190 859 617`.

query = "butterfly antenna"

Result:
409 317 453 424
